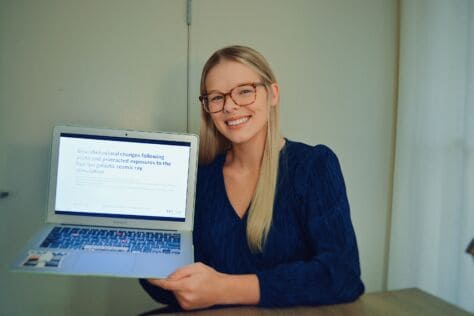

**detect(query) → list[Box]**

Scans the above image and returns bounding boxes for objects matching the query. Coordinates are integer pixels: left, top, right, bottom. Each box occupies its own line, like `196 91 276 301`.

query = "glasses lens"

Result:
232 84 256 106
206 93 225 112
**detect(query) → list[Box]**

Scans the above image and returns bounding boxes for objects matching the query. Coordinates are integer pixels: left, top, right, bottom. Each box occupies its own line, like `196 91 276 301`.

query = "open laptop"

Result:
11 125 198 278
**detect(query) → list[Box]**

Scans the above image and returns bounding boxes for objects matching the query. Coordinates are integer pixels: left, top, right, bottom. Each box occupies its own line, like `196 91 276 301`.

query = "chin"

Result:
224 134 251 145
215 121 268 145
226 129 267 146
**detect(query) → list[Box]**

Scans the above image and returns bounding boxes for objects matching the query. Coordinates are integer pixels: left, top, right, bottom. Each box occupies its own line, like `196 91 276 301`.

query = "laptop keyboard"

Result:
40 226 181 254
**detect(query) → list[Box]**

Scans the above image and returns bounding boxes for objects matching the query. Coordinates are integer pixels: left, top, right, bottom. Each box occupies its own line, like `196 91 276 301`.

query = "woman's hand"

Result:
148 262 228 310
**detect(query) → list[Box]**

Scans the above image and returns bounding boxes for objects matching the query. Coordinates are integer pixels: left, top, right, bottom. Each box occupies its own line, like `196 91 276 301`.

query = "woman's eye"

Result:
239 89 253 95
210 95 223 102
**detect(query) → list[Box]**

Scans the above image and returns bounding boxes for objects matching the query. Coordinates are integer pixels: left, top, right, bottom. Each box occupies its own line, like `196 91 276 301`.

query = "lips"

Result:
226 116 250 126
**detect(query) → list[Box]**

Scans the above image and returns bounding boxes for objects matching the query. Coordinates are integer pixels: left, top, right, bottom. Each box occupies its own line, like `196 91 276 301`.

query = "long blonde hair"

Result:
199 45 281 252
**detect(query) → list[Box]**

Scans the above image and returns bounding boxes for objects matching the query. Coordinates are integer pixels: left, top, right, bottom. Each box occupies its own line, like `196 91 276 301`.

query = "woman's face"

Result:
204 60 279 146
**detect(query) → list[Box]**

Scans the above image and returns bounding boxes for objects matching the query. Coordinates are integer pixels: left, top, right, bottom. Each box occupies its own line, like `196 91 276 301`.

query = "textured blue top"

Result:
140 140 364 309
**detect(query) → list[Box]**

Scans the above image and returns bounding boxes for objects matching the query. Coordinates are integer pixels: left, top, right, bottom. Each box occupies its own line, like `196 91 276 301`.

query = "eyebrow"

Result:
205 82 256 95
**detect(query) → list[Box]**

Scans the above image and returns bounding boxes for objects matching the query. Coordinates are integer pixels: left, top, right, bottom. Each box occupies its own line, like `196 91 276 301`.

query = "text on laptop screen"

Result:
54 133 191 222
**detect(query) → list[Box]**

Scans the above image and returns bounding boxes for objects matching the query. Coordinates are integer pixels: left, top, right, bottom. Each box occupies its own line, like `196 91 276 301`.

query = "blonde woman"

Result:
140 45 364 311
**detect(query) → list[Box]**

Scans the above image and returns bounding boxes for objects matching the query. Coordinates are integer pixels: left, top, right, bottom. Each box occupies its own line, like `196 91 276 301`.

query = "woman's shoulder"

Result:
283 139 339 168
282 139 342 196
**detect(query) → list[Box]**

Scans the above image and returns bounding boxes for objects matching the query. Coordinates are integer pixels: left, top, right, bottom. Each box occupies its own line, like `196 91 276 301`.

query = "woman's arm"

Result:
219 273 260 305
256 206 364 307
256 145 364 307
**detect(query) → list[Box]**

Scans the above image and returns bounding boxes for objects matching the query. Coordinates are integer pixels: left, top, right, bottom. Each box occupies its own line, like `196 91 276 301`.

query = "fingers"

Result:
147 263 219 311
148 278 184 291
168 263 200 280
147 278 163 286
147 263 209 290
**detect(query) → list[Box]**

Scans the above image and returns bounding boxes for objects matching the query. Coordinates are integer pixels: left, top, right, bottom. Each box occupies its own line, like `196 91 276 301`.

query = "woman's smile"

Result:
225 115 251 128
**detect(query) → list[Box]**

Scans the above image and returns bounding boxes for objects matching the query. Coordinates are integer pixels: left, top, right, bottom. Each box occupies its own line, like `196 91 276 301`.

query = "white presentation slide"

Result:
54 135 190 219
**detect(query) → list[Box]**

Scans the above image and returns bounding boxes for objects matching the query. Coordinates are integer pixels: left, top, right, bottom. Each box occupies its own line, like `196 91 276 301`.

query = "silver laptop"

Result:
11 125 198 278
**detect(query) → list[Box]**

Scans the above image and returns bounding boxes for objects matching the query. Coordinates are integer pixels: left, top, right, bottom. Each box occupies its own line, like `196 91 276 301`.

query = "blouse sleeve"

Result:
256 145 364 307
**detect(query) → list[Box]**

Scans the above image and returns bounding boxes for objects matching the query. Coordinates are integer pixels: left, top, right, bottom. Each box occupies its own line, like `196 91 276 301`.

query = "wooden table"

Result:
155 288 472 316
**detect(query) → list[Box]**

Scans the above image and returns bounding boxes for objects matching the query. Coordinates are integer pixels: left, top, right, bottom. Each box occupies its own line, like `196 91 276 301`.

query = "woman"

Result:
140 45 364 311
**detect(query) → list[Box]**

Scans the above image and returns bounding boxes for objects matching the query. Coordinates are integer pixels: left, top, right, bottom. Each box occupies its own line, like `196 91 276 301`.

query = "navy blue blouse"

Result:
140 140 364 309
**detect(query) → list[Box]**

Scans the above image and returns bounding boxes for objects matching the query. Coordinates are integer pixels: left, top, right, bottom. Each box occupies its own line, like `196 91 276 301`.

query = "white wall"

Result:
0 1 188 315
388 0 474 312
0 0 398 314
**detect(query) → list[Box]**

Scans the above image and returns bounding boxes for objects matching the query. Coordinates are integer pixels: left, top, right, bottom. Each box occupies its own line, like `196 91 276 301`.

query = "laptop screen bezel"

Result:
45 125 198 232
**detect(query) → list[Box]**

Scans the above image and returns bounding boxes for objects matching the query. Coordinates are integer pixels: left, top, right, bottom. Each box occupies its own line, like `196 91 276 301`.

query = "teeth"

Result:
227 117 249 126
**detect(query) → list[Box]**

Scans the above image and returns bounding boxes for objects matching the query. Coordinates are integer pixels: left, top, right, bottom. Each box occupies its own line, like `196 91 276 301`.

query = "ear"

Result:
269 82 280 107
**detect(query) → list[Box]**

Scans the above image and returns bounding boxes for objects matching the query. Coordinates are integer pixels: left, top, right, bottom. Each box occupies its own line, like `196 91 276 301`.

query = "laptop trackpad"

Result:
75 252 134 275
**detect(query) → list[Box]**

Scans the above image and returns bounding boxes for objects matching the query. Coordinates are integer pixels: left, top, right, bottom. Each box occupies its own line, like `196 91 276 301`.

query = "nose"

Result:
223 94 239 113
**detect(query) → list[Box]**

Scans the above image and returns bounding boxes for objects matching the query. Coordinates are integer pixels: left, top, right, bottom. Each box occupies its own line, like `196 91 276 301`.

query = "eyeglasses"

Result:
199 82 265 113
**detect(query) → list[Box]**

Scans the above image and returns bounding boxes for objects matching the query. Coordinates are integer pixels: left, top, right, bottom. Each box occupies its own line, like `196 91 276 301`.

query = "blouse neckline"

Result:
216 138 290 222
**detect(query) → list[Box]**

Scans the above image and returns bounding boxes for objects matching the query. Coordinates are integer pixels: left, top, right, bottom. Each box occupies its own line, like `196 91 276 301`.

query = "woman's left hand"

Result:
148 262 227 310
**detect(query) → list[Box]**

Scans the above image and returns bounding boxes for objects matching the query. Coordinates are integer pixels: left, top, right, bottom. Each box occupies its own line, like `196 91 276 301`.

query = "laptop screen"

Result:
54 133 191 222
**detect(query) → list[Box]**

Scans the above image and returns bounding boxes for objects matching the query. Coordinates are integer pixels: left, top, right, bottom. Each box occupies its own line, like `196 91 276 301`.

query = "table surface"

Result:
160 288 472 316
